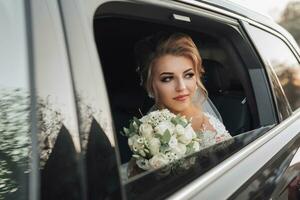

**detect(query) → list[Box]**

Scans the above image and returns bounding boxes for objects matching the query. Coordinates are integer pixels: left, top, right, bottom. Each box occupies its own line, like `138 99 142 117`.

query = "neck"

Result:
174 104 202 120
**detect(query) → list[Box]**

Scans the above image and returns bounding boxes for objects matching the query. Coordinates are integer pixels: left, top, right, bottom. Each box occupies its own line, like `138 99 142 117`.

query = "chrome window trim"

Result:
168 109 300 199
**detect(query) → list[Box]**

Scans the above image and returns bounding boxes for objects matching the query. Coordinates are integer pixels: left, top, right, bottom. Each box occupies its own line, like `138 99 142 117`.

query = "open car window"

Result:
93 1 277 199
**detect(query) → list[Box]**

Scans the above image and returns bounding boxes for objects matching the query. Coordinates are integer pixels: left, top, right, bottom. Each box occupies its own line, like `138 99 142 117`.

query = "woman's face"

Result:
151 54 198 114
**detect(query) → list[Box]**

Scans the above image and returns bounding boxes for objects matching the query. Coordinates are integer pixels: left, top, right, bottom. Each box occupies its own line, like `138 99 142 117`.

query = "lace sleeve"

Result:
203 112 232 141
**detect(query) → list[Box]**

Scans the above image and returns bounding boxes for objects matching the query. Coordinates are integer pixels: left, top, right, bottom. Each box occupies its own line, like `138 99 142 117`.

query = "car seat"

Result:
202 59 251 135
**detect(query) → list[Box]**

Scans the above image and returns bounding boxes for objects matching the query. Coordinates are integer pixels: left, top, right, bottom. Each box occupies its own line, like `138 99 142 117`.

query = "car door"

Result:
229 20 300 200
88 0 289 199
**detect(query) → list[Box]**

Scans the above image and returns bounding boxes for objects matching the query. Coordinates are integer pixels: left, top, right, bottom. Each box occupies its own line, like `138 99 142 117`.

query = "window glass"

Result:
70 54 122 200
247 25 300 111
57 0 122 199
0 2 31 199
31 0 84 199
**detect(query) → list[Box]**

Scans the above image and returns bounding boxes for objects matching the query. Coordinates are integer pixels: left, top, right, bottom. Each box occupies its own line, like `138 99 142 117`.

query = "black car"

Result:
1 0 300 199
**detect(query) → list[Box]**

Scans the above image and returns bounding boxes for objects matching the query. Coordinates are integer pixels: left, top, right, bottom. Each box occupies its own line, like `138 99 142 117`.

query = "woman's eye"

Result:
161 76 172 82
185 73 195 79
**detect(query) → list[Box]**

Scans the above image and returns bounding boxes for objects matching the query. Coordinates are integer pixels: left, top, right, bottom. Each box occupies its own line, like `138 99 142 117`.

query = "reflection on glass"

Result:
0 88 30 200
248 25 300 111
37 98 63 168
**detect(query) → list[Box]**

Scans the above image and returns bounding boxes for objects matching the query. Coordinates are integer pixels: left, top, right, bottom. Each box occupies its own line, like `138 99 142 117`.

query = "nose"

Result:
175 78 186 91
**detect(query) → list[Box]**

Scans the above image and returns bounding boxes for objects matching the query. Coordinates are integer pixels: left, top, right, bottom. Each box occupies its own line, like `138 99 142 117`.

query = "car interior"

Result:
94 16 258 163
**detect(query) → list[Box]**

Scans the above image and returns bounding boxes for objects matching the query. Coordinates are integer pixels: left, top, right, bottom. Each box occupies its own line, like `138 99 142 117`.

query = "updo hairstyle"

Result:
135 32 207 98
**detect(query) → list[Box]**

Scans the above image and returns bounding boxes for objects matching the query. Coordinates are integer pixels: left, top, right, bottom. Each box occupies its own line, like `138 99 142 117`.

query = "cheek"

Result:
187 79 198 92
152 82 174 100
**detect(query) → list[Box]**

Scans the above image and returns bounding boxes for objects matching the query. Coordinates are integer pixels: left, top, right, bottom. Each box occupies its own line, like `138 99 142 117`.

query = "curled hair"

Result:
135 32 207 99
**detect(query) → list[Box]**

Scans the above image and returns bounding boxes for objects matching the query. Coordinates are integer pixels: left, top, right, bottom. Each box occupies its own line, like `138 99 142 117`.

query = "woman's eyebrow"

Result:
183 68 193 73
160 72 173 76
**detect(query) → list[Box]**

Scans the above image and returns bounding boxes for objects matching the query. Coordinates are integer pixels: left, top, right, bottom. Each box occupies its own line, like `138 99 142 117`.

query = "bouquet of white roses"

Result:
122 109 200 171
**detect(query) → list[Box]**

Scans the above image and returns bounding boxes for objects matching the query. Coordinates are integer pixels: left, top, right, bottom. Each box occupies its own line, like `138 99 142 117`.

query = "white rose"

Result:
154 121 175 135
185 124 197 139
192 141 200 152
128 135 144 152
168 136 178 148
139 123 153 138
136 158 150 170
128 135 139 148
178 133 192 145
178 124 197 144
148 137 161 155
171 143 186 158
140 115 150 123
175 124 185 135
149 153 169 169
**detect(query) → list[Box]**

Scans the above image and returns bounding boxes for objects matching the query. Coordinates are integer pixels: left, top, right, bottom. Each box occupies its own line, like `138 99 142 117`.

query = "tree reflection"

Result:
0 89 30 200
275 62 300 110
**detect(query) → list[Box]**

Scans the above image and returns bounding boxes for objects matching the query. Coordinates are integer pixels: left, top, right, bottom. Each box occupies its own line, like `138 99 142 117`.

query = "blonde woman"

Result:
128 32 232 177
135 32 231 143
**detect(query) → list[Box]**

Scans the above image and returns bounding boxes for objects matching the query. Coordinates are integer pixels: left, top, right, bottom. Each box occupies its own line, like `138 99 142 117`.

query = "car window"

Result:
30 1 84 199
92 2 277 199
246 25 300 112
56 0 123 199
0 2 31 199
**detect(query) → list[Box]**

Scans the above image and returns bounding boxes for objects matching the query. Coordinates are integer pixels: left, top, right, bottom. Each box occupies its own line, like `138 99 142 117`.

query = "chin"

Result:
169 104 189 114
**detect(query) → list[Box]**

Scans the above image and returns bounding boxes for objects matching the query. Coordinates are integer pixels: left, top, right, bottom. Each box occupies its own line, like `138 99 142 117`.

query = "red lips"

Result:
173 94 189 101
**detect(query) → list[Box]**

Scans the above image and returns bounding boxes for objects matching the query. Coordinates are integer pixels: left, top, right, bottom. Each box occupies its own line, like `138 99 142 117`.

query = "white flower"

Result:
149 153 169 169
128 135 138 148
192 141 200 152
165 152 177 162
178 124 196 144
171 143 186 158
168 136 178 148
185 124 197 138
139 123 153 138
154 121 175 135
128 135 144 152
140 115 150 124
125 108 200 171
175 124 185 135
136 158 150 170
148 137 161 155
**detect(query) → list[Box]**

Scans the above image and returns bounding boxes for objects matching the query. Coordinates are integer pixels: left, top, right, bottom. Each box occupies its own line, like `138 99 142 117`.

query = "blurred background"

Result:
229 0 300 46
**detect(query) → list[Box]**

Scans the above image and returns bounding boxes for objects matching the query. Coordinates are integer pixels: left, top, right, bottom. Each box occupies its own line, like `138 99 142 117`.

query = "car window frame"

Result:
93 1 281 199
242 21 300 119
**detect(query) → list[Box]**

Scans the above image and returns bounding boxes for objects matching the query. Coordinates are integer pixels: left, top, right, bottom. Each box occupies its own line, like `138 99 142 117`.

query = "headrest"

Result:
202 59 231 93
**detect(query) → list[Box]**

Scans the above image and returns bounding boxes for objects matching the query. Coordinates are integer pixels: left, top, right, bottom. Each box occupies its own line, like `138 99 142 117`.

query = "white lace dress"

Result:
197 112 232 151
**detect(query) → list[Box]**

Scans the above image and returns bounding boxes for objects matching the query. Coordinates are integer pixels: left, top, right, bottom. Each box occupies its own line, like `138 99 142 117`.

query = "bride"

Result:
135 32 231 146
126 32 232 177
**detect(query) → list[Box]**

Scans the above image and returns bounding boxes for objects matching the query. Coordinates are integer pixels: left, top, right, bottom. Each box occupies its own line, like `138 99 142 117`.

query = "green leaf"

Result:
123 127 129 135
171 116 188 127
171 117 178 125
133 117 142 126
129 122 136 133
185 143 194 155
161 129 171 144
159 144 169 153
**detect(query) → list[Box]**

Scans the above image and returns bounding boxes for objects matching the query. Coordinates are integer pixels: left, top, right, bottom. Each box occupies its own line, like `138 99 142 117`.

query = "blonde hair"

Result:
136 32 207 99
